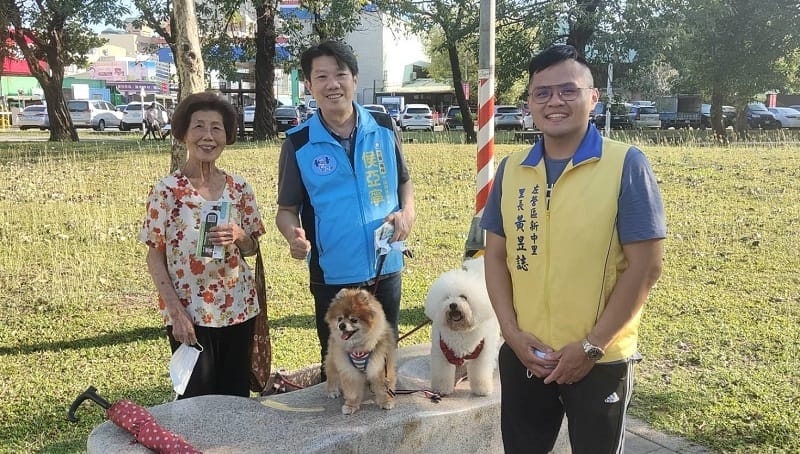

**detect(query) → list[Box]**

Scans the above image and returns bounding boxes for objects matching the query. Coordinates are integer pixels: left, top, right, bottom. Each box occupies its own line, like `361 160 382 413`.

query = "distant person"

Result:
139 92 265 398
133 61 147 81
481 44 666 453
275 40 415 379
142 102 160 140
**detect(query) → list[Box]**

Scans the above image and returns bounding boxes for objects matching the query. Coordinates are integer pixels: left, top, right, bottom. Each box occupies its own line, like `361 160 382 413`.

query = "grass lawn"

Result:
0 130 798 453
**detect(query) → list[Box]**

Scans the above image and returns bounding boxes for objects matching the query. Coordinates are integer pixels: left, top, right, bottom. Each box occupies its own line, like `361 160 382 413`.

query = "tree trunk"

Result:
447 43 476 144
566 0 602 56
9 27 78 141
171 0 206 171
710 89 727 145
735 103 748 142
254 1 278 141
42 81 78 142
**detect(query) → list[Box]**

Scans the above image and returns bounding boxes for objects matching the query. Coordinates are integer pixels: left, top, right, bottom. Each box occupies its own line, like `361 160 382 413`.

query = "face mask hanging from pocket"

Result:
169 343 203 396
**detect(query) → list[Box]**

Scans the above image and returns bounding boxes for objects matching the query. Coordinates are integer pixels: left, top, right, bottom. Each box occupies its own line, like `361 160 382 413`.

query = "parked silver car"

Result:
17 105 50 130
67 99 123 131
494 105 524 130
768 107 800 128
243 105 255 128
629 105 661 129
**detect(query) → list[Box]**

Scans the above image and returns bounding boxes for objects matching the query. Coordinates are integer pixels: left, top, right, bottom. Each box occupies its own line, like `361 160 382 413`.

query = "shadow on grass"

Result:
266 301 427 328
3 306 428 356
0 326 165 355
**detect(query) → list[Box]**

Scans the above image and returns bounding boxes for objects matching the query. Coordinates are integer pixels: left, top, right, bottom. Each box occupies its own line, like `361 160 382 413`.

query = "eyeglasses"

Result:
528 83 593 104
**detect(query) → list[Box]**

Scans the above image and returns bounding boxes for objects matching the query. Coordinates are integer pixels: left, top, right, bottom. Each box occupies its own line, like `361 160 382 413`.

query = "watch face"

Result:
583 340 604 361
587 347 603 361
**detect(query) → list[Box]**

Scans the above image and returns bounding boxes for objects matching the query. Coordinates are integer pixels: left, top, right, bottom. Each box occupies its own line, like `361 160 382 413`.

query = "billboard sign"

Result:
88 61 128 81
127 61 158 82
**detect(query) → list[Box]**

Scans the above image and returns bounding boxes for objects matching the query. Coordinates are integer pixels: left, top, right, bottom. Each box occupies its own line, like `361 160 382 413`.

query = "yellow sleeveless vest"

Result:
500 137 637 362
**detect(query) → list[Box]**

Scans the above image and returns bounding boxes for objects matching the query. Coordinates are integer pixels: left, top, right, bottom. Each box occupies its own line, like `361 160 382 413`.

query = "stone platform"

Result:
87 343 708 453
88 343 534 453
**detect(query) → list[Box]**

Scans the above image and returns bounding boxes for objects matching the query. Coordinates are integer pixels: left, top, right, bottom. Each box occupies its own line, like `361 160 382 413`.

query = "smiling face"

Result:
528 59 598 143
184 110 227 164
305 55 357 119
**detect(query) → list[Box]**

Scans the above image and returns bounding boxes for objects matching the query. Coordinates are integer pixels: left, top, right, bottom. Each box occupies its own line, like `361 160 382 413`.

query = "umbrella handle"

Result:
67 386 112 422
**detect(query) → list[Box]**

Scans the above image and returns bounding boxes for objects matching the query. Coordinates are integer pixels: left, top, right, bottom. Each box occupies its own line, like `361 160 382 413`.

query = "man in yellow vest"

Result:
481 45 666 453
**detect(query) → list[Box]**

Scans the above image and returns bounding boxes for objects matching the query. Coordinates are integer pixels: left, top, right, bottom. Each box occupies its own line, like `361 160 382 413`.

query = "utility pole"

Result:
464 0 495 260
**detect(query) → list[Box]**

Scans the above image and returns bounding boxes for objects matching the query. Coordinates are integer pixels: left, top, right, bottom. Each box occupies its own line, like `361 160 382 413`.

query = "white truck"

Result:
377 95 405 122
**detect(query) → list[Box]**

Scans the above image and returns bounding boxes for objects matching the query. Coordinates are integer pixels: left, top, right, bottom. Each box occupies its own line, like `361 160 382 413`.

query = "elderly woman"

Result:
139 92 264 398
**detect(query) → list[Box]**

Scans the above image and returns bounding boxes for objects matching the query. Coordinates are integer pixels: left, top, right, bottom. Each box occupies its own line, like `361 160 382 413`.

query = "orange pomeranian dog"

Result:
324 288 397 415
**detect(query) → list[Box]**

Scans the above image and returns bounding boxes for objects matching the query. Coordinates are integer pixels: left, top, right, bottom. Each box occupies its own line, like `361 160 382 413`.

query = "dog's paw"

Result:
380 399 395 410
341 404 358 415
470 386 492 397
326 389 341 399
430 378 455 396
469 379 493 397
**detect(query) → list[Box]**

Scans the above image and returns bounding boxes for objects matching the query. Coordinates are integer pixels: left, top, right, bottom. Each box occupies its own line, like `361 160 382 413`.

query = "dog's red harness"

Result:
439 337 485 366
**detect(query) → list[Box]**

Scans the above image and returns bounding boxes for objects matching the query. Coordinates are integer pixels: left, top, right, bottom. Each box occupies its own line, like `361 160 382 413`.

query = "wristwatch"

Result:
582 338 605 362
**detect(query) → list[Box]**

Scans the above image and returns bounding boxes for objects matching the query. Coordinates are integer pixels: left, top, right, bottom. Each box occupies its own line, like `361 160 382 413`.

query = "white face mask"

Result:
169 343 203 396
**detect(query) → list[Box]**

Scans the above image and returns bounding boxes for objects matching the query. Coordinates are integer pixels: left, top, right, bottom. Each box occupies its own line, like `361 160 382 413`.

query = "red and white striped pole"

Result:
464 0 495 259
475 70 495 219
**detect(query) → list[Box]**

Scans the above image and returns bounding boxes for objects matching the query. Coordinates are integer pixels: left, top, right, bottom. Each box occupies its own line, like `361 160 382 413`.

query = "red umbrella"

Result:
68 386 202 453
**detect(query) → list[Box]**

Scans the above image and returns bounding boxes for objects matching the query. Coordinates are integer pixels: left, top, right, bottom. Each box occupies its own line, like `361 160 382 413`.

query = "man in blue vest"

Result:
481 45 666 453
275 41 416 378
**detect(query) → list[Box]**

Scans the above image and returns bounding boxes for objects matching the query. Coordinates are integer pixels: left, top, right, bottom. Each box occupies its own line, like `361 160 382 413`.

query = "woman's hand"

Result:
168 304 197 345
209 223 246 246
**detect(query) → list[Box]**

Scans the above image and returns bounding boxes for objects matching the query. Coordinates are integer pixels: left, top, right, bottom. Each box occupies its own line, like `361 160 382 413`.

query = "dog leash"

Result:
391 388 442 403
370 248 413 295
397 318 431 343
260 371 305 396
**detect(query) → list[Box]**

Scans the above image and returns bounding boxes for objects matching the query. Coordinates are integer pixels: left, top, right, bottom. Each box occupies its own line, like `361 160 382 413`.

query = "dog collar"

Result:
348 350 371 372
439 337 485 366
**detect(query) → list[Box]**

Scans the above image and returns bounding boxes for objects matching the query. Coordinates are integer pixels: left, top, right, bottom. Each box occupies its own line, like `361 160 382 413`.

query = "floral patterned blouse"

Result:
139 170 265 328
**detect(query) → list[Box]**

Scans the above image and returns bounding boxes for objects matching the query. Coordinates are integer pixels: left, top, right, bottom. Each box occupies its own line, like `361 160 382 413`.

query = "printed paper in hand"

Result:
374 221 395 258
197 202 231 259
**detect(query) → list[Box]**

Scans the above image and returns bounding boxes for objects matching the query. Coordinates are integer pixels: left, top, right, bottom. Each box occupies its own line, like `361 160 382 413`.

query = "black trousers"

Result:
167 317 255 399
310 272 401 380
498 342 634 454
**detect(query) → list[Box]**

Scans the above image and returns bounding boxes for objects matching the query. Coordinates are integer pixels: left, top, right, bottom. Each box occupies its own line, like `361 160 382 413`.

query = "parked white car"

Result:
767 107 800 129
120 101 170 131
67 99 123 131
398 104 434 131
363 104 387 113
305 99 318 120
523 113 534 130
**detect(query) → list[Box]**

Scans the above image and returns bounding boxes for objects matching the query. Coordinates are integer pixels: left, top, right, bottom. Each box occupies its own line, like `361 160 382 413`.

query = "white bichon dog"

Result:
424 256 500 396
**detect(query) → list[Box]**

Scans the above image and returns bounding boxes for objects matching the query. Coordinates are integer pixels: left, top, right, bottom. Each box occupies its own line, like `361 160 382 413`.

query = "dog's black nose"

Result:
338 322 346 331
449 303 457 310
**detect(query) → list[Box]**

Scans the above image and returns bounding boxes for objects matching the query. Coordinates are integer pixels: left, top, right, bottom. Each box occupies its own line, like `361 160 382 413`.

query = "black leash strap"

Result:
392 388 442 403
398 318 431 343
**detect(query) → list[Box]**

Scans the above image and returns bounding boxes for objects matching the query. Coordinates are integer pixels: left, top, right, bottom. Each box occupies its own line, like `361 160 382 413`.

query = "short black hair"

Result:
528 45 593 84
300 40 359 81
170 92 238 145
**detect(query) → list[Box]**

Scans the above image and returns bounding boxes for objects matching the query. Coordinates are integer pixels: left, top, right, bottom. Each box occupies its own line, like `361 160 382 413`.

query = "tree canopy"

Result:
1 0 129 141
